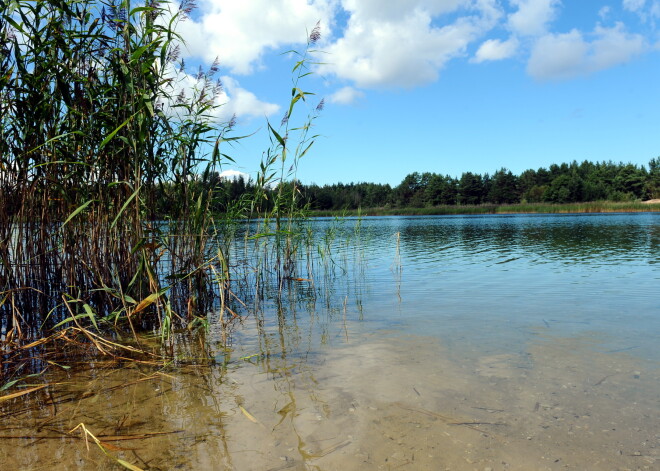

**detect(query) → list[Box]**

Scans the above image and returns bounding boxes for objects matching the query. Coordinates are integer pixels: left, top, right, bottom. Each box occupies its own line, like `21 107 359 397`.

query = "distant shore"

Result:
306 201 660 217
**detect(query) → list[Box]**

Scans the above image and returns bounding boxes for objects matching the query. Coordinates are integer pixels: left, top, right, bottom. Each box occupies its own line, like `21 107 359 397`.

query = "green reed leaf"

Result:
61 200 94 228
110 186 140 230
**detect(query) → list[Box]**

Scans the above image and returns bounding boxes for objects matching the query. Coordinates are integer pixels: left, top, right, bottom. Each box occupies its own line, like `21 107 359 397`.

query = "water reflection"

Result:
389 213 660 266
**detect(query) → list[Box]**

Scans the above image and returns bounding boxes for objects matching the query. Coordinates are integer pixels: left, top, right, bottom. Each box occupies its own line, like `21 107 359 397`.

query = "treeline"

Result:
180 159 660 214
302 159 660 210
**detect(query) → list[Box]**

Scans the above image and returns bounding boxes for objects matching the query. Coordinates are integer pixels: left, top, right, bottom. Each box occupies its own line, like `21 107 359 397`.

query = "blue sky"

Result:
177 0 660 186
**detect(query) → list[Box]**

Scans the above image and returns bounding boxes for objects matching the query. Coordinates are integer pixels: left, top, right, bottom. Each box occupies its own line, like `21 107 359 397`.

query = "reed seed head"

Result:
176 89 186 104
167 44 181 63
212 78 223 96
179 0 197 19
148 0 161 21
208 57 220 77
309 21 321 44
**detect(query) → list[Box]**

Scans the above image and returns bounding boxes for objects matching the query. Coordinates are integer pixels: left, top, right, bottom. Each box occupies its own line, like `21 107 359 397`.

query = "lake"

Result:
2 213 659 470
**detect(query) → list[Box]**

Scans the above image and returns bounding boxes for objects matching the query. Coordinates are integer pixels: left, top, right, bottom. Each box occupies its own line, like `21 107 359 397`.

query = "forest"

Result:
206 158 660 212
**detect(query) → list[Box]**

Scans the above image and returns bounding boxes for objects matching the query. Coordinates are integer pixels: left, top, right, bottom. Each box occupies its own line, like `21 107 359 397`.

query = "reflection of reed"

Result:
392 231 403 303
222 240 372 467
0 217 366 467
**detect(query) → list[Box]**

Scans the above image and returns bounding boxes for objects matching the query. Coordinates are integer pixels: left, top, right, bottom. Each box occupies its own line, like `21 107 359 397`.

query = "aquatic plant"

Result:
0 0 324 373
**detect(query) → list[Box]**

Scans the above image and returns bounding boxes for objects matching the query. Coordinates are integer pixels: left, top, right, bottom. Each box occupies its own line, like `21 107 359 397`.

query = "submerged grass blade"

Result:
239 405 262 426
69 423 146 471
0 385 47 402
0 372 44 392
116 459 146 471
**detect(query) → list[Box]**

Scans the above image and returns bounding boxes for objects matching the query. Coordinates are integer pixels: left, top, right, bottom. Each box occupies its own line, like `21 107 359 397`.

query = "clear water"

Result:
355 213 660 360
2 213 659 470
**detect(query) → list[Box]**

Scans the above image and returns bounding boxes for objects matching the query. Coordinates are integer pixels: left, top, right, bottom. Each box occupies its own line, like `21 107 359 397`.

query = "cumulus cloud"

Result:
527 23 646 80
328 86 365 105
508 0 562 36
176 0 334 75
472 37 519 62
318 0 503 88
165 0 657 95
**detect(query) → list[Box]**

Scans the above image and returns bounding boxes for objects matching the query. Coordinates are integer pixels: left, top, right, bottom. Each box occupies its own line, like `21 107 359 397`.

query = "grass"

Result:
306 201 660 217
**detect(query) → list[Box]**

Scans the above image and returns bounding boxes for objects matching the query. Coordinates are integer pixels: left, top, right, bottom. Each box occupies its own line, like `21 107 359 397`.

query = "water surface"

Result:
2 213 658 470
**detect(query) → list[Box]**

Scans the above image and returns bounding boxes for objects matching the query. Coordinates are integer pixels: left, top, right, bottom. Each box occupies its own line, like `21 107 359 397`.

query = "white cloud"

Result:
328 86 365 105
218 169 251 181
527 23 646 80
218 76 280 120
508 0 562 36
623 0 646 12
164 0 657 93
527 29 585 80
176 0 334 75
160 66 278 121
472 37 519 62
623 0 660 22
318 0 503 88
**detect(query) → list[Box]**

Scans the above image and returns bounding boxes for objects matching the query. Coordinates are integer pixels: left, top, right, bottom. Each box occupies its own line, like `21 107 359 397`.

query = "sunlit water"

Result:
2 214 659 470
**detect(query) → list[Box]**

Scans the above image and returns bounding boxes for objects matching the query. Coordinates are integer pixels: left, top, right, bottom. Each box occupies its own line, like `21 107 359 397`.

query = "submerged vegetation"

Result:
0 0 324 379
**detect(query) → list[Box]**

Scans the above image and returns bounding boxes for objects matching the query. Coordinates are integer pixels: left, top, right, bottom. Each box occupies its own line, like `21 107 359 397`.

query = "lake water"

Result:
2 213 659 470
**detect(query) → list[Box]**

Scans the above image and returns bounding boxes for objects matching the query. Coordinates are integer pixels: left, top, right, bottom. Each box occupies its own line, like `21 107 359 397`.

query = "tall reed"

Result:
0 0 326 368
0 0 233 348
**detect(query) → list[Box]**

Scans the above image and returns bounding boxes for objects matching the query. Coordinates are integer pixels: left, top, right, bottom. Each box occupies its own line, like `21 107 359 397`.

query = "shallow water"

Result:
2 213 659 470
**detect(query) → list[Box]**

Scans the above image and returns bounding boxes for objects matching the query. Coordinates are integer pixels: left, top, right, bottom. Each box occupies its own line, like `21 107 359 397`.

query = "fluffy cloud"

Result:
161 66 278 121
329 86 365 105
527 23 646 80
318 0 503 88
176 0 334 75
508 0 561 36
168 0 656 97
217 76 280 120
472 37 519 62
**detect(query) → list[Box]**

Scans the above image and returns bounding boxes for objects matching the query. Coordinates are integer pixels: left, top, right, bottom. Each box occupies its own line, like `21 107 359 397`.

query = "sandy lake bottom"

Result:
2 326 658 471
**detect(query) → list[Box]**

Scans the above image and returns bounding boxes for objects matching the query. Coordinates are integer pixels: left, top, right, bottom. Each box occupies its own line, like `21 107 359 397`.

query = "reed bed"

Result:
0 0 324 380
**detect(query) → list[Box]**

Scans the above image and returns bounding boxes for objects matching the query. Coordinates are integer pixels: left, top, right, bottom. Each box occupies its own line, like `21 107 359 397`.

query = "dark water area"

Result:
2 213 658 470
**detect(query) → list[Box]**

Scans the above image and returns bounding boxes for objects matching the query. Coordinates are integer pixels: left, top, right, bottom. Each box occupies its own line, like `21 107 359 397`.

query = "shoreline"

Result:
306 201 660 217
